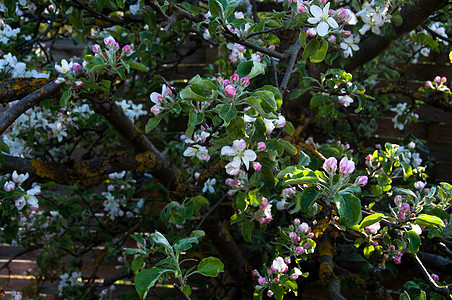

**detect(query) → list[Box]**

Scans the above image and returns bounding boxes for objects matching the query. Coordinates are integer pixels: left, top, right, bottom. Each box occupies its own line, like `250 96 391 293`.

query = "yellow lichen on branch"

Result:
135 151 159 172
0 78 53 105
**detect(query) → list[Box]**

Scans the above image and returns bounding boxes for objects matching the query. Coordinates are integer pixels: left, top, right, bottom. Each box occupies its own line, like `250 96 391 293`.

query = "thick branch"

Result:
344 0 448 71
0 152 141 184
0 78 58 135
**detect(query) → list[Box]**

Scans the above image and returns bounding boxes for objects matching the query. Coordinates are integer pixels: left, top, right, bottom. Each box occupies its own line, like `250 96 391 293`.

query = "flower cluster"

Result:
217 73 250 100
356 1 390 36
150 84 175 116
221 139 257 175
390 103 419 131
118 100 148 120
4 171 41 211
93 35 133 67
183 127 212 161
425 76 450 93
0 20 20 44
57 272 84 297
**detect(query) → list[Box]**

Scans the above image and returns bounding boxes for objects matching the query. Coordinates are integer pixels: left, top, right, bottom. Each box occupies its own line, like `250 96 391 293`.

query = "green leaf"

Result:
279 139 297 155
309 39 328 63
226 117 246 139
244 97 277 119
359 213 385 229
363 244 374 259
189 111 204 126
284 121 295 136
354 237 365 248
128 61 149 72
197 257 224 277
266 140 284 156
242 219 253 242
69 9 83 30
60 90 72 107
145 114 164 133
392 14 403 27
405 230 421 254
302 38 320 59
135 268 162 299
152 231 172 251
174 237 199 251
399 291 411 300
4 225 18 239
4 0 16 17
218 103 237 123
415 214 445 229
299 150 311 166
297 185 320 214
235 61 265 79
208 0 224 19
132 256 145 274
333 194 362 227
299 30 307 48
116 0 125 8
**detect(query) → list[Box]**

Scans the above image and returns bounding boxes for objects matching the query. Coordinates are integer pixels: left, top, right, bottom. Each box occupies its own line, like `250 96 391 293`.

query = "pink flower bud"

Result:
72 63 82 71
259 217 266 224
339 157 355 175
318 0 327 4
425 80 433 88
397 211 406 220
253 162 262 171
224 85 236 98
230 73 239 84
434 76 442 84
93 44 101 53
252 269 258 276
394 195 402 204
258 276 265 285
273 278 279 283
400 203 410 213
327 35 336 44
323 157 337 174
216 76 224 86
75 81 84 87
307 232 314 239
296 246 305 254
267 290 274 297
355 176 368 186
431 273 439 281
307 28 317 37
122 44 132 54
297 3 308 13
268 44 276 50
150 105 163 116
343 31 351 38
240 77 250 87
225 178 233 186
224 79 230 86
4 181 15 192
257 142 266 151
293 218 300 225
441 76 447 84
104 36 116 46
304 242 310 249
414 181 425 190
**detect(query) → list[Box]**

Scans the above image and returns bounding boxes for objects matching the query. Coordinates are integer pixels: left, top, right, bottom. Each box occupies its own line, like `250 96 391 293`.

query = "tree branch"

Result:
280 39 302 93
412 254 452 300
344 0 449 71
0 78 58 135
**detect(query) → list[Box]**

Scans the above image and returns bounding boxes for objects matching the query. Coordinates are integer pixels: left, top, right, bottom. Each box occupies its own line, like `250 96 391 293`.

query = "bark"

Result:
344 0 449 71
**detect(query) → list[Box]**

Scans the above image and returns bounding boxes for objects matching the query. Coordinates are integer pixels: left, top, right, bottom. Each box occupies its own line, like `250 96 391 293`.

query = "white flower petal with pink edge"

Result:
242 149 257 170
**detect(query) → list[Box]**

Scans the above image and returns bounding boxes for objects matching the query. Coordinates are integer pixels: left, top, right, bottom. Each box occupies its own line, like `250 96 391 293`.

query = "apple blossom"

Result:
221 139 257 171
414 181 425 190
122 44 132 54
202 178 216 193
240 77 250 87
253 162 262 171
271 257 288 273
258 276 265 285
291 268 302 280
338 95 354 107
355 176 368 186
257 142 266 151
55 59 73 74
431 274 439 281
93 44 101 53
339 157 355 174
323 157 337 174
365 222 380 234
400 203 410 213
4 181 15 191
307 3 339 37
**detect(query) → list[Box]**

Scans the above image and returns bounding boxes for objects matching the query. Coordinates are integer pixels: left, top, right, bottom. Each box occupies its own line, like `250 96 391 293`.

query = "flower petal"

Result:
221 146 236 156
316 22 329 36
310 5 323 18
327 17 339 29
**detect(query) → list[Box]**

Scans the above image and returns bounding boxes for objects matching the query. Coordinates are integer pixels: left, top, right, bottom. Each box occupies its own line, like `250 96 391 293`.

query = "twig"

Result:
173 284 192 300
421 23 452 44
271 57 279 90
280 39 302 93
412 253 452 300
195 193 228 230
250 0 259 23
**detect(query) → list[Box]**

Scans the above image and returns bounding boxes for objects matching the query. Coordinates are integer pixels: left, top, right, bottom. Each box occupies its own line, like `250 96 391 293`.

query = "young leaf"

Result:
197 257 224 277
128 61 149 72
135 268 162 299
359 213 385 229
